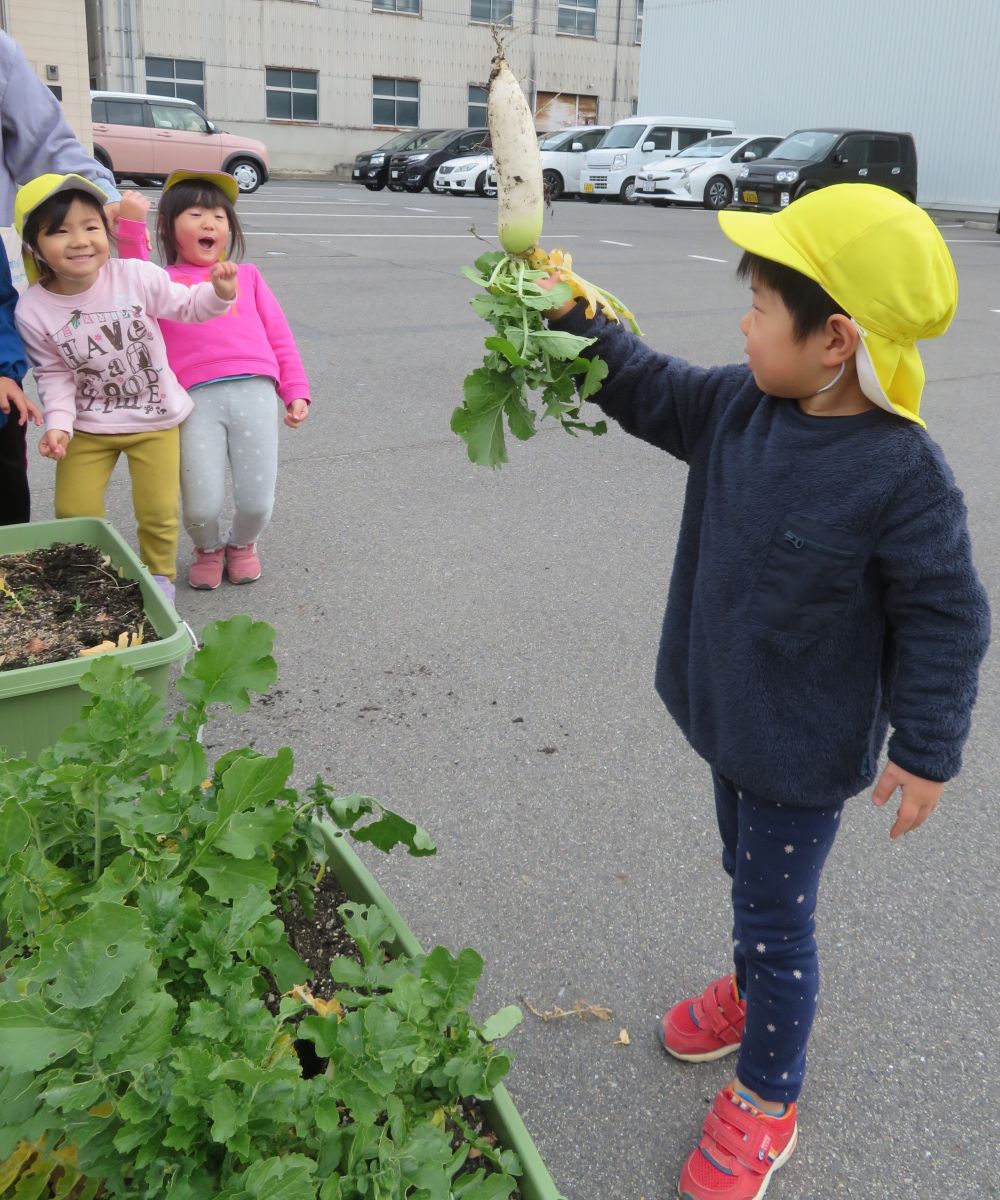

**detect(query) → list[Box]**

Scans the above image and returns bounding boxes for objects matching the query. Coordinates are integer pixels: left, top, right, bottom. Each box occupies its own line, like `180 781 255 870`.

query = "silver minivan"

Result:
579 114 735 203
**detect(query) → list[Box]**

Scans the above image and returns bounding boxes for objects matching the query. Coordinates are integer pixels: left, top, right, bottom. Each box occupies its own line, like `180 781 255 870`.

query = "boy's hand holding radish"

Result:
210 260 238 302
452 40 639 467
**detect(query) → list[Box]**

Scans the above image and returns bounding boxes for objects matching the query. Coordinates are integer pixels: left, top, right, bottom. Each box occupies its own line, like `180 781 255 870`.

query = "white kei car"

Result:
635 134 783 209
433 152 496 196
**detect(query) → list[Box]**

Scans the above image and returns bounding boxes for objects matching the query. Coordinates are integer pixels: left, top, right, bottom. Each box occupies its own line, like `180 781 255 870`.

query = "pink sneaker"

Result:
226 543 261 584
188 546 225 590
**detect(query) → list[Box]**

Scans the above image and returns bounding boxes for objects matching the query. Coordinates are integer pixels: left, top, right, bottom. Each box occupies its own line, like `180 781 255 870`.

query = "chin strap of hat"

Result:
803 360 845 399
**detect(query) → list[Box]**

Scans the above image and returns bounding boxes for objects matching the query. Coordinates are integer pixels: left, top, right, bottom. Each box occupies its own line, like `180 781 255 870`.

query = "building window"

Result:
468 85 488 127
373 77 419 127
535 91 598 129
557 0 596 37
470 0 512 24
266 68 318 121
372 0 420 13
145 56 205 108
635 0 643 43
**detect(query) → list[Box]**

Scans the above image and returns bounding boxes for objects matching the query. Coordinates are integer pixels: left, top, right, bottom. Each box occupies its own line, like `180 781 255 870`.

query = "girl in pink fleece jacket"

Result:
117 171 311 590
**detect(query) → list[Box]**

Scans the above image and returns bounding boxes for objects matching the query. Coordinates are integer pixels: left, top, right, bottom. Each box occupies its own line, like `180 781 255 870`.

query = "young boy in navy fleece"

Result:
543 183 990 1200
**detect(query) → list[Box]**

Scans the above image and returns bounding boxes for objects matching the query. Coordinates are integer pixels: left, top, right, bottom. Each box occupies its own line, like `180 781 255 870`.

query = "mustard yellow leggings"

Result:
54 426 180 580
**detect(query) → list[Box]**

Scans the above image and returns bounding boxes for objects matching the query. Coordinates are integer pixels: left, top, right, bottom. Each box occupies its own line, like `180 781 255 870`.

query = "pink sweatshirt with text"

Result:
117 219 310 405
15 258 231 436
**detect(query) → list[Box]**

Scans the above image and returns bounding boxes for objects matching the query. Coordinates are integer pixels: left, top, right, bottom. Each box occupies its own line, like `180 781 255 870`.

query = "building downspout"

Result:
610 0 623 117
118 0 137 90
0 1 9 33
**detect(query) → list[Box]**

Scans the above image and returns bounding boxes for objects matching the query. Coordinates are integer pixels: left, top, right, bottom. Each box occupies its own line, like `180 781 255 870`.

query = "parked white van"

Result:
537 125 609 200
579 115 735 203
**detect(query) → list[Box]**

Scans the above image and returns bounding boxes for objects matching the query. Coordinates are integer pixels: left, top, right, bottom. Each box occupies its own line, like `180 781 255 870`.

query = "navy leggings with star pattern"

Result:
713 770 843 1104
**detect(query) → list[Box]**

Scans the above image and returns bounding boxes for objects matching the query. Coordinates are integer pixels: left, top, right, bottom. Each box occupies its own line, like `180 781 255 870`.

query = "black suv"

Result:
390 128 489 193
352 130 444 191
733 128 917 211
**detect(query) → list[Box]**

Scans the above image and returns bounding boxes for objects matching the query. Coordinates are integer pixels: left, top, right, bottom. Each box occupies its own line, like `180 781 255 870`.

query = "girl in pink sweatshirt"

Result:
14 174 237 602
117 170 311 590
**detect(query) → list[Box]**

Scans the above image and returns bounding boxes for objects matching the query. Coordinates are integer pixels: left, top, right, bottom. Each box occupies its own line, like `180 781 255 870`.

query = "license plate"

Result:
638 180 653 191
352 169 360 179
391 169 400 179
583 182 594 193
742 190 758 204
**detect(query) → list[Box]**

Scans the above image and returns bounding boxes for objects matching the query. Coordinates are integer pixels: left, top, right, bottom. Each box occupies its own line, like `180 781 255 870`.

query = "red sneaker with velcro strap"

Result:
659 973 746 1062
678 1088 798 1200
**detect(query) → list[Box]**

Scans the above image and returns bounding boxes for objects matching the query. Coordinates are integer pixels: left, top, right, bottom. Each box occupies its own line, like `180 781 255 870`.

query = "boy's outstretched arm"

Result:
542 282 741 463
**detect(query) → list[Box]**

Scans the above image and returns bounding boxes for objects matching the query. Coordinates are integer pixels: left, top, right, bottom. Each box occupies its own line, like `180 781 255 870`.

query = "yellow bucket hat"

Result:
14 173 110 284
162 169 240 204
718 184 958 428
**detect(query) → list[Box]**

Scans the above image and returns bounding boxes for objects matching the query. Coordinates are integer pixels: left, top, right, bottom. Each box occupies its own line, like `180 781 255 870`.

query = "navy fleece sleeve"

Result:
878 453 990 781
0 251 26 383
550 301 742 463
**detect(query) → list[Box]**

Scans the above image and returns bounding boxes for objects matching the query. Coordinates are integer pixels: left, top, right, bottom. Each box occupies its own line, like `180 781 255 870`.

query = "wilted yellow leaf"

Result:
614 1028 631 1046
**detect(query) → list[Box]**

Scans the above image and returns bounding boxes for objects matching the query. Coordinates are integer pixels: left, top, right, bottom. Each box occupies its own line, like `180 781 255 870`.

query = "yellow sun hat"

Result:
163 169 239 204
14 173 110 284
718 184 958 429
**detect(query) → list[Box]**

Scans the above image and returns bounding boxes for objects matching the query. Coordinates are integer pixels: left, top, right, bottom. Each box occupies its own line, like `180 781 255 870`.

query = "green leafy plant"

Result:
0 616 524 1199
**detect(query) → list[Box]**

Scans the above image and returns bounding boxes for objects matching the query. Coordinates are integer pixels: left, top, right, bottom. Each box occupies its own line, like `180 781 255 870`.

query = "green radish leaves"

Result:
454 251 608 467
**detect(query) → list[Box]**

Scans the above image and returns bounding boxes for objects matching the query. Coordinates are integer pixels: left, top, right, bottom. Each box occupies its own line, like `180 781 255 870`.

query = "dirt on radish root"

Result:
278 871 524 1196
0 543 156 671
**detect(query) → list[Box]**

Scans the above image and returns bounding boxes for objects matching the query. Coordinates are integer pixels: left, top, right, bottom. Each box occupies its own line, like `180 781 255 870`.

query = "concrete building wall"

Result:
638 0 1000 211
3 0 94 149
86 0 641 174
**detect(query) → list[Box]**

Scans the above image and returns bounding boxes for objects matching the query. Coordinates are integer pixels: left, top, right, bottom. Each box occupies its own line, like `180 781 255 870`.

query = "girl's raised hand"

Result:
210 260 239 302
118 190 151 223
284 399 309 429
39 430 70 460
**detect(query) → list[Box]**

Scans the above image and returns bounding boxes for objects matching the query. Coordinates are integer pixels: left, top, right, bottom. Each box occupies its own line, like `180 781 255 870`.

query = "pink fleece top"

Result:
15 258 231 436
117 219 310 405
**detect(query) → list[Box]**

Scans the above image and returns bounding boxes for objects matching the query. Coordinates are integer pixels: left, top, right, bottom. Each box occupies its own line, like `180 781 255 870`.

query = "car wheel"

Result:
542 169 564 202
474 171 497 197
364 181 386 192
703 176 733 210
229 159 263 193
619 177 638 204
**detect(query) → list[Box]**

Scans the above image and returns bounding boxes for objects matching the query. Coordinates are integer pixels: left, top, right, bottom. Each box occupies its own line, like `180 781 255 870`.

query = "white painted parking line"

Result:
238 213 467 219
600 239 633 247
991 309 1000 314
944 238 999 244
689 254 728 263
406 207 436 213
245 232 580 239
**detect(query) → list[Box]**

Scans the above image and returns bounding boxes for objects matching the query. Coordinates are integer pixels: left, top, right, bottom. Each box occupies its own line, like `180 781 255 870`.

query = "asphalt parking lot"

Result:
25 181 1000 1200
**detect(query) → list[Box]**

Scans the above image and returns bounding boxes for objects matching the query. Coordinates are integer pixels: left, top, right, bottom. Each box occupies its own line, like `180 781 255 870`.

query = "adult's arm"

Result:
0 31 120 201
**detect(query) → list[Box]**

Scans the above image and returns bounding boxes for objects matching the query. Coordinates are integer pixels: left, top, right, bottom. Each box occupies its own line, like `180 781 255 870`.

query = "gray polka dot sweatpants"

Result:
713 769 844 1104
180 376 280 551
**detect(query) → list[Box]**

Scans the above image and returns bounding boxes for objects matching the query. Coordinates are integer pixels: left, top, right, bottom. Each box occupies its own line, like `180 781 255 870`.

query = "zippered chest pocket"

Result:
749 514 868 638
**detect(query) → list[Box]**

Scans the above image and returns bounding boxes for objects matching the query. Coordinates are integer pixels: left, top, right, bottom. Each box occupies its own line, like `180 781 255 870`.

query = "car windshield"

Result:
379 131 426 151
600 124 644 149
768 130 839 162
674 136 743 158
415 130 461 151
540 129 583 150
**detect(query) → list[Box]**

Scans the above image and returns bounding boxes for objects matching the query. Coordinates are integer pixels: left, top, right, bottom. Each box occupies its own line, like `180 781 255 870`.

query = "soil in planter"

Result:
0 543 157 671
279 871 524 1198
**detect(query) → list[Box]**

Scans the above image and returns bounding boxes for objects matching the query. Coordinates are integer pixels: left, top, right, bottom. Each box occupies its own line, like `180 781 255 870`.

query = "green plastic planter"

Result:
314 820 568 1200
0 517 194 760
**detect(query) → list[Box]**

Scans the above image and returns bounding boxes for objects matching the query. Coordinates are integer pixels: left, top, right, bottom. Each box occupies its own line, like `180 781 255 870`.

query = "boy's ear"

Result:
825 313 860 364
